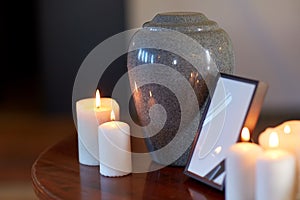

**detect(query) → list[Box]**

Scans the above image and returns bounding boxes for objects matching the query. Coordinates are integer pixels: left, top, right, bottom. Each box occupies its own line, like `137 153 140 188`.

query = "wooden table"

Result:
31 134 224 199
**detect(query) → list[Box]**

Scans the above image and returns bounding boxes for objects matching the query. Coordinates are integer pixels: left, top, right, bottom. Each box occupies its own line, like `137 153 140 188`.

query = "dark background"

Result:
0 1 127 197
0 0 126 113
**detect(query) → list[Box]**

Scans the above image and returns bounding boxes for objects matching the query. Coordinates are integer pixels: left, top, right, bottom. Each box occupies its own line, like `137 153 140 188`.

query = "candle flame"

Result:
283 125 291 134
190 72 194 78
96 89 101 108
110 110 116 121
241 127 250 142
149 90 152 98
269 132 279 148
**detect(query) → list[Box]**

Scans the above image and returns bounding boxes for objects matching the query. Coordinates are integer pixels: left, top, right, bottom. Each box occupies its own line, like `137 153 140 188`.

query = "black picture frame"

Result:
184 73 268 191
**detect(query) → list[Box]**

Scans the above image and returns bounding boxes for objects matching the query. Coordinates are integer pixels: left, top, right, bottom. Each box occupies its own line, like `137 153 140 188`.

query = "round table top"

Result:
31 134 224 200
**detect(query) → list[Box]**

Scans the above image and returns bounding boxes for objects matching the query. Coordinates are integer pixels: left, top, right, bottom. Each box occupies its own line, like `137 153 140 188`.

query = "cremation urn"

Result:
127 12 234 166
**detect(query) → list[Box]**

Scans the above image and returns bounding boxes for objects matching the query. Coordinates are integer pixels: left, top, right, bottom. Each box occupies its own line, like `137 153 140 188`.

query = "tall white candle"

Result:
98 111 132 177
226 127 263 200
76 90 120 165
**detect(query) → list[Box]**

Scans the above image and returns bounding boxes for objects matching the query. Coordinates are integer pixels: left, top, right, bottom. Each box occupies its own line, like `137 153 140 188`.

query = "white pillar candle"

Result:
98 111 132 177
226 127 264 200
76 90 120 166
258 121 300 199
280 121 300 200
226 142 263 200
256 149 296 200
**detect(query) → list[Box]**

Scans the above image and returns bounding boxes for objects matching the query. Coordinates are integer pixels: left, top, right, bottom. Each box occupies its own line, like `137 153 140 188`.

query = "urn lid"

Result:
143 12 219 33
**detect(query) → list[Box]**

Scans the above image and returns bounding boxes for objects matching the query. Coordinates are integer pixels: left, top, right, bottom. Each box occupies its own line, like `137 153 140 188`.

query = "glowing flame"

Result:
149 90 152 98
96 89 101 108
283 125 291 134
190 72 194 78
269 132 279 148
241 127 250 142
110 110 115 121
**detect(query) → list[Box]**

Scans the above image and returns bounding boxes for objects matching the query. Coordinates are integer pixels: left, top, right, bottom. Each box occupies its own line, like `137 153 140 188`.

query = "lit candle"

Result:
259 123 300 152
226 127 263 200
256 132 296 200
258 121 300 198
76 89 120 165
98 110 132 177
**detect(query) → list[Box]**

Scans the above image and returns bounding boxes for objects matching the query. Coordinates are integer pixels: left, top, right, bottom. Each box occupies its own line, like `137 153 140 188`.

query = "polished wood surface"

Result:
32 134 224 199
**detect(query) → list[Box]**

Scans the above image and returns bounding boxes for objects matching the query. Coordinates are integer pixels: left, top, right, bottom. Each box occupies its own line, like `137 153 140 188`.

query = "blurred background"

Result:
0 0 299 199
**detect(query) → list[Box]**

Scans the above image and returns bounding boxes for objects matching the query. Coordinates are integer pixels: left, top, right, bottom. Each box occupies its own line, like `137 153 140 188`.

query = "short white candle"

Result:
98 111 132 177
226 127 263 200
76 90 120 166
256 140 296 200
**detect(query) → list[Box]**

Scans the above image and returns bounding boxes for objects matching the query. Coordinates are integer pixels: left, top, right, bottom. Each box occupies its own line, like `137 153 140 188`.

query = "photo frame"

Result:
184 73 268 191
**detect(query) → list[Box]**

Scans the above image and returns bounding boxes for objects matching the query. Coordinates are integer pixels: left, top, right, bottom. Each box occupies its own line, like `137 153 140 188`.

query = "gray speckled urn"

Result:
127 12 234 166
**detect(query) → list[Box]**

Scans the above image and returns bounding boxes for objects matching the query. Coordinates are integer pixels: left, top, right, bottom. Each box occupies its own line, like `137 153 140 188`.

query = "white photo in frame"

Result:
184 73 267 190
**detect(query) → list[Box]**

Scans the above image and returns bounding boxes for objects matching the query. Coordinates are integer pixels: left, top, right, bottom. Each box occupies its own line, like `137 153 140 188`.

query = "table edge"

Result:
31 136 74 200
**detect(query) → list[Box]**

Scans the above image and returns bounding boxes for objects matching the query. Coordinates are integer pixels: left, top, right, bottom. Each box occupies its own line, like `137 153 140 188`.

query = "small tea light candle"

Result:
256 132 296 200
98 111 132 177
76 90 120 166
226 127 263 200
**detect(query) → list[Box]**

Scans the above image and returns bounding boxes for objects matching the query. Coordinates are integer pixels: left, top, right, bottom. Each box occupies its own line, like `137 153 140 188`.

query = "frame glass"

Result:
184 73 267 190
